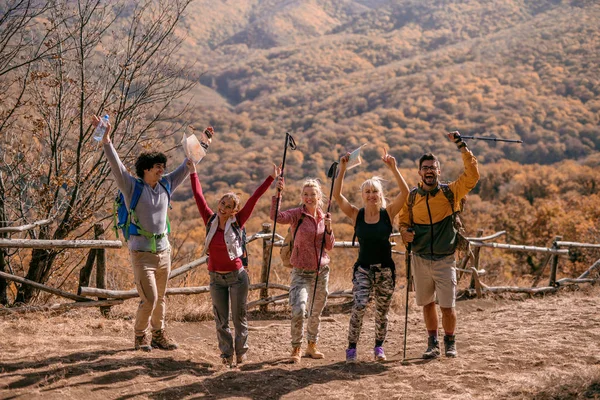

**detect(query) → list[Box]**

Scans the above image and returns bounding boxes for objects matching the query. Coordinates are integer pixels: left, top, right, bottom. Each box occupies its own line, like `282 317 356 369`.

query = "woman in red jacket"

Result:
188 159 280 367
270 177 334 363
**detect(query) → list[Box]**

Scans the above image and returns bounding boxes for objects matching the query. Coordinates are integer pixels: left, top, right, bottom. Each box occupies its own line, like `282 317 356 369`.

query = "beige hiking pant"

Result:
130 248 171 336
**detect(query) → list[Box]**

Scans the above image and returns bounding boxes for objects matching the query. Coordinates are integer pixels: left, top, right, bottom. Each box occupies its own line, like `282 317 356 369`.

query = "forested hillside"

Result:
166 0 600 192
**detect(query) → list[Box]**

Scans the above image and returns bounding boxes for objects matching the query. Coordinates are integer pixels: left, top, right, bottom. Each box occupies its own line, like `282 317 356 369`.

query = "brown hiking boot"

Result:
236 353 247 365
222 355 234 368
305 341 324 359
151 329 179 350
290 346 302 363
134 334 152 352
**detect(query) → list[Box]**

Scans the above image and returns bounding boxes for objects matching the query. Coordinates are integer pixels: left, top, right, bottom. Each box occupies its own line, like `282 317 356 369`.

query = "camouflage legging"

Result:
348 265 395 344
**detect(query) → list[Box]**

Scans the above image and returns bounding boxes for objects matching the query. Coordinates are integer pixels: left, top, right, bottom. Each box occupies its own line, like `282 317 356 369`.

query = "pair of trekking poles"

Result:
265 133 338 319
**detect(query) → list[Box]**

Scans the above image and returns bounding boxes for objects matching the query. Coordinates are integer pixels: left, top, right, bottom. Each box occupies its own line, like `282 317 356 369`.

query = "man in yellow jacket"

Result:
399 131 480 358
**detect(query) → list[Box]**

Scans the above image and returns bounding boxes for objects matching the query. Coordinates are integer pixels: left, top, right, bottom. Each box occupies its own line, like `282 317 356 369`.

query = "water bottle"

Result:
93 115 109 142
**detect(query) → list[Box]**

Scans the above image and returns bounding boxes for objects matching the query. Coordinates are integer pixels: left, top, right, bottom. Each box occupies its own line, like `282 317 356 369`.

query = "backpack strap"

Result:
439 183 456 214
407 188 418 227
293 214 305 241
206 213 218 232
351 208 365 247
129 177 172 253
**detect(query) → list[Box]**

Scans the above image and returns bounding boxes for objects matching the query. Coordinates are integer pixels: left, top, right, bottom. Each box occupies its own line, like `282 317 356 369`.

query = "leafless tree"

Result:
1 0 196 303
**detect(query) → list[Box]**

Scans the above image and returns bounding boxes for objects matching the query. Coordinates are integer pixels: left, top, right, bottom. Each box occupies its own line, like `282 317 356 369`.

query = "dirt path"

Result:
1 287 600 399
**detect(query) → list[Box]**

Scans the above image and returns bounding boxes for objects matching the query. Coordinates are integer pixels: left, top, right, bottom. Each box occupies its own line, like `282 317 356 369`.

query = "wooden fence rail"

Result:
0 219 599 315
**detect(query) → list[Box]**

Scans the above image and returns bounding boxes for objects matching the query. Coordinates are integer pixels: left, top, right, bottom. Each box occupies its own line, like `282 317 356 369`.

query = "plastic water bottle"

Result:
93 115 109 142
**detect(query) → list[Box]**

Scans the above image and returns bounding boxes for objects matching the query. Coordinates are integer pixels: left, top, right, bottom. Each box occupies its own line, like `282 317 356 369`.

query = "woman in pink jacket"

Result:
270 177 334 363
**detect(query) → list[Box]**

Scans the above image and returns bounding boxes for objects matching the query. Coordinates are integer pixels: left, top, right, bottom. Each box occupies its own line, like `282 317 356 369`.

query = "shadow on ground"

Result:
117 360 389 399
0 349 214 393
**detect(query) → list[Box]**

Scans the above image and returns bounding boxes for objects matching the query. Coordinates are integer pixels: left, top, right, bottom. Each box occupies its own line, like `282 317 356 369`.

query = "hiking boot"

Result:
305 341 324 359
444 335 458 358
236 353 247 365
422 336 440 359
290 347 302 363
346 348 358 364
222 355 234 368
374 346 386 362
134 333 152 352
151 329 179 350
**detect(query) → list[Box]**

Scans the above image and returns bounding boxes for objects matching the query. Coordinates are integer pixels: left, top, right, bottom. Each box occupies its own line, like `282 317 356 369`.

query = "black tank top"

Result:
355 208 393 266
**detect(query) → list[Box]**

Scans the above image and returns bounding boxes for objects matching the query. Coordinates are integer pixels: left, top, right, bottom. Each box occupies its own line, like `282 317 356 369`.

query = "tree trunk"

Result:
15 247 58 304
0 248 8 305
0 174 8 305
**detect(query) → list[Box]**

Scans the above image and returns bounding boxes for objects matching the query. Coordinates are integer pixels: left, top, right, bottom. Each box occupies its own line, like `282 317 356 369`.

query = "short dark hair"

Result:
419 153 439 169
135 152 167 178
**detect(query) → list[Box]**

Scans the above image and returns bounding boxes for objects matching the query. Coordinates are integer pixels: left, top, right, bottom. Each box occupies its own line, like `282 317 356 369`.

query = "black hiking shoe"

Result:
444 335 457 358
423 336 440 359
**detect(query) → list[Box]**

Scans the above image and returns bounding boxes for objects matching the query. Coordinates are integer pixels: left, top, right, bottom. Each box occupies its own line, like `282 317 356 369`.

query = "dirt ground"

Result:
1 286 600 400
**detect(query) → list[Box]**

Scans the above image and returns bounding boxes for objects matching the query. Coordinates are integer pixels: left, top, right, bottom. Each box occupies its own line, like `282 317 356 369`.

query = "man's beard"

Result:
422 175 438 186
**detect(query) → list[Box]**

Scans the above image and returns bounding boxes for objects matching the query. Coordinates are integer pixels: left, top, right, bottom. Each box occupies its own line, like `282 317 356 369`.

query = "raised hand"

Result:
276 176 285 193
91 115 112 144
381 147 397 170
447 130 461 142
186 158 197 174
339 152 350 170
271 163 282 179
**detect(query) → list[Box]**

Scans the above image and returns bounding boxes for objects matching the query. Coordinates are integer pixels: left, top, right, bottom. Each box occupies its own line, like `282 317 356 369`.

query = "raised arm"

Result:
447 131 480 202
269 176 297 225
382 149 409 220
333 153 359 221
237 164 279 227
93 115 134 196
188 159 214 225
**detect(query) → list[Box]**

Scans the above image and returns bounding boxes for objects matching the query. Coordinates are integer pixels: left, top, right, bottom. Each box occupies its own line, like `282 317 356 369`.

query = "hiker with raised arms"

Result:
94 115 192 352
270 177 335 363
333 148 409 363
398 131 480 359
188 159 279 367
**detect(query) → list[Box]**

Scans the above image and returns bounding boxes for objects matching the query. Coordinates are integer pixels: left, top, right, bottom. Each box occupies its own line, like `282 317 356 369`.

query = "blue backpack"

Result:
113 177 171 252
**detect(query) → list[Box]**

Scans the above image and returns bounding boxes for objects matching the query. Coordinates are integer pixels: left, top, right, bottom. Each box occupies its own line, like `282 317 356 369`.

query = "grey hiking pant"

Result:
209 268 249 358
348 265 395 345
289 265 330 347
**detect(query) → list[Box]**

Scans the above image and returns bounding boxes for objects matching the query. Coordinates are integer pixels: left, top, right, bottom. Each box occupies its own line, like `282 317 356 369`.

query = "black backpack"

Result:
206 214 249 267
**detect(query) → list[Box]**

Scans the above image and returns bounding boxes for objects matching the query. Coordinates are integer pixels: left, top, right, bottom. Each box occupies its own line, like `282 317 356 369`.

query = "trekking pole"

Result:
265 132 297 289
401 228 414 366
460 135 523 143
309 162 338 317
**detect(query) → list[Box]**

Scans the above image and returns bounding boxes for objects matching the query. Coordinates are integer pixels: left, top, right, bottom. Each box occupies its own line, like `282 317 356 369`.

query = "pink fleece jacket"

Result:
270 196 335 271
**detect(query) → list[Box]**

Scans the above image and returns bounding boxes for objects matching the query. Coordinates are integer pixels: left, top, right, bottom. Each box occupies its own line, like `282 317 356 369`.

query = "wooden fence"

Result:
0 221 599 316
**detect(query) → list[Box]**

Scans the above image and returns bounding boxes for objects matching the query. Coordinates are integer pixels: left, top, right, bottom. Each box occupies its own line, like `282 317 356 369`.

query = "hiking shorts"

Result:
412 254 456 308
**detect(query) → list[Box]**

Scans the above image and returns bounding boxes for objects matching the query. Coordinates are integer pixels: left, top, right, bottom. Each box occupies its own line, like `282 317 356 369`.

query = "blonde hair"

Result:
360 177 387 208
219 192 241 212
300 178 325 210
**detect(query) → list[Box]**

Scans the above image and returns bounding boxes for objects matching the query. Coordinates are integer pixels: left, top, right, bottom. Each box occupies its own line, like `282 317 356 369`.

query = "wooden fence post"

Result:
469 229 484 289
94 223 110 316
0 247 8 306
78 249 97 295
260 223 272 313
549 235 562 287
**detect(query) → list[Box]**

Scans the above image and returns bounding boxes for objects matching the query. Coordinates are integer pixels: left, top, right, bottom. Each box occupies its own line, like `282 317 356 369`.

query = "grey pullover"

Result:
104 142 189 252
